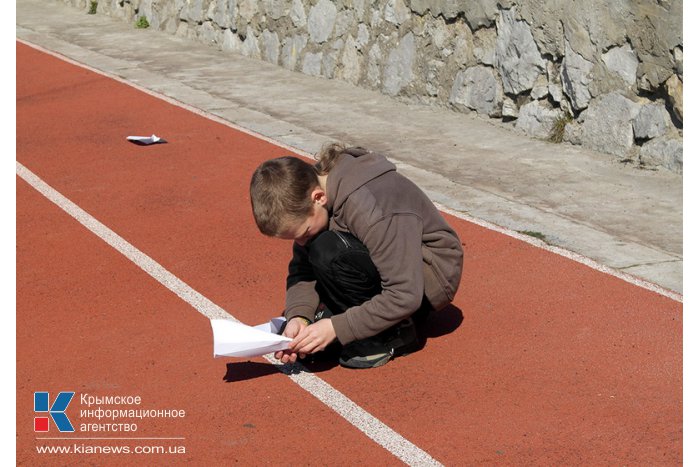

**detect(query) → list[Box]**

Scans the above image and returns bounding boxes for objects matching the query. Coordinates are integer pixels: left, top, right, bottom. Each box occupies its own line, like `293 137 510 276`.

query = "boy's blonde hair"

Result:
250 142 346 236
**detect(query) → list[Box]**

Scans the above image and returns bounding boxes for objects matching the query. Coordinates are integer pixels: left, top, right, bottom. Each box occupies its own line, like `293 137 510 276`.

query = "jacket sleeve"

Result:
284 242 320 322
330 213 425 344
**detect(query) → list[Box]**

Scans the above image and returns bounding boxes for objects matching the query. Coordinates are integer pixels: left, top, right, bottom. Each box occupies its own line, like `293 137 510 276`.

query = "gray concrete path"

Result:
17 0 682 295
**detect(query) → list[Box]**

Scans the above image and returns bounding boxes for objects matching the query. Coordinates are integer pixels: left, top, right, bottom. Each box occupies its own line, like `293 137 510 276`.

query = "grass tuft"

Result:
548 114 572 143
518 230 547 242
135 16 150 29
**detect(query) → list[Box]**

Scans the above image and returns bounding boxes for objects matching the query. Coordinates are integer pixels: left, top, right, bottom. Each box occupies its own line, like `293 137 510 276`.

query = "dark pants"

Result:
307 230 432 320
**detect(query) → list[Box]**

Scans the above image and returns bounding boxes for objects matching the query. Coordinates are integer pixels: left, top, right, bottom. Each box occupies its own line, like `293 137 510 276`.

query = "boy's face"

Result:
280 203 329 246
279 186 329 246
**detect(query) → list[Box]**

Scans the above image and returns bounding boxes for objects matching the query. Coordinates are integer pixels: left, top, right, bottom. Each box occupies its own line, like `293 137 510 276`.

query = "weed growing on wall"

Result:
548 115 572 144
135 16 150 29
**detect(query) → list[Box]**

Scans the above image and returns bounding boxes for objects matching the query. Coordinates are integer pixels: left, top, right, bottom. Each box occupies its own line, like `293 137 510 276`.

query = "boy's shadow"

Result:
222 361 279 382
422 304 464 339
222 305 463 381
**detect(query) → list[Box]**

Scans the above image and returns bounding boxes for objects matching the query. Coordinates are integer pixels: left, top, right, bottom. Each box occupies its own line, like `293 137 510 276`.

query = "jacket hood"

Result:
325 148 396 211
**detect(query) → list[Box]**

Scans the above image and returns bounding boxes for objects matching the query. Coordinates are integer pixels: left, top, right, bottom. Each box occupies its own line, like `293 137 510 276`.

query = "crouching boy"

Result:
250 143 463 368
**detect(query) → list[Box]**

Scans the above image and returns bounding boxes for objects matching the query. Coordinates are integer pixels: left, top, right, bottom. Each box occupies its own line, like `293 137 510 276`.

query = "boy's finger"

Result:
292 331 319 353
289 339 304 353
290 327 311 349
276 349 297 363
296 338 321 355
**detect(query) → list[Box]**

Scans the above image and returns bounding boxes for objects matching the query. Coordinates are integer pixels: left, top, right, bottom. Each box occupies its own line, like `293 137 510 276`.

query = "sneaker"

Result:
338 318 420 369
384 318 421 356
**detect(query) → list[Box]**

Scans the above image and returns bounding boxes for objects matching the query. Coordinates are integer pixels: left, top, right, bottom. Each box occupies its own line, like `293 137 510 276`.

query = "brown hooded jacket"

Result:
284 148 464 345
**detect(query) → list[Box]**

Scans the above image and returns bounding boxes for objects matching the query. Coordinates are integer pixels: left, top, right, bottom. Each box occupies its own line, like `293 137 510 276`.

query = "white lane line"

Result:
16 38 681 304
16 161 441 467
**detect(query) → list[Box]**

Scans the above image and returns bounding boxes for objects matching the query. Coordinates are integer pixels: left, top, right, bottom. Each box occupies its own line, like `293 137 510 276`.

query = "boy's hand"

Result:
274 317 309 364
290 319 337 356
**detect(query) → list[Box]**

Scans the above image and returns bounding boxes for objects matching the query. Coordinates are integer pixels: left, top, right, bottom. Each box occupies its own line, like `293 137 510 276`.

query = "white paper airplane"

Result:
211 317 291 358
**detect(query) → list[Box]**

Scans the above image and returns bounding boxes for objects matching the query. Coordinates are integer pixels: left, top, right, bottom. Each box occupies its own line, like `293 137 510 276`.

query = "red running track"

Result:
16 41 681 465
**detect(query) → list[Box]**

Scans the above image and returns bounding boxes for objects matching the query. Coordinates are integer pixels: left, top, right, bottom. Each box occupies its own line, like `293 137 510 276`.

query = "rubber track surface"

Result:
17 42 681 465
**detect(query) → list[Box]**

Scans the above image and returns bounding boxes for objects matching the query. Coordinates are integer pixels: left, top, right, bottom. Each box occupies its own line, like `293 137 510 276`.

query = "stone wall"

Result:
63 0 683 173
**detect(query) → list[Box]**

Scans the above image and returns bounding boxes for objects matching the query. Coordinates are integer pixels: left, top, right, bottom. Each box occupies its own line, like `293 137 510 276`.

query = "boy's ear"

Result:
310 187 327 206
